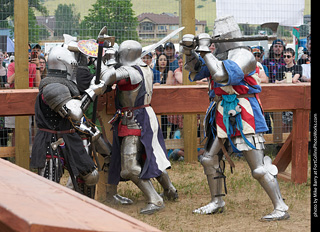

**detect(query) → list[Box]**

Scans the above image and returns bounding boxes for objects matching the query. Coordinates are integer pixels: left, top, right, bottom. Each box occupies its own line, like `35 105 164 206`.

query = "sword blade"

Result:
141 26 185 58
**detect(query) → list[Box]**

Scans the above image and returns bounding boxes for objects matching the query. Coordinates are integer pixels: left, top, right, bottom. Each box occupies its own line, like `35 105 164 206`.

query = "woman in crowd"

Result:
39 56 47 79
166 55 183 85
153 53 173 85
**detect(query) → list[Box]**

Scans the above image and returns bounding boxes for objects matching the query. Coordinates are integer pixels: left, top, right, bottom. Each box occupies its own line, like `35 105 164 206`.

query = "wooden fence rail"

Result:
0 83 311 183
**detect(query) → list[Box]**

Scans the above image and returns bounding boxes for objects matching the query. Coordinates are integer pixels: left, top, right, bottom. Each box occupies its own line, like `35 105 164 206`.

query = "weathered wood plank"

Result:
0 84 311 116
0 89 38 116
273 133 293 172
0 158 160 232
291 109 310 183
260 83 311 111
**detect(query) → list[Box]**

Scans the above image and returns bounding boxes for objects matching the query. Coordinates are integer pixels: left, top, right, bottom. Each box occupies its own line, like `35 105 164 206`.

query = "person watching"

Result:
164 42 179 72
275 48 302 84
7 43 41 88
262 39 286 83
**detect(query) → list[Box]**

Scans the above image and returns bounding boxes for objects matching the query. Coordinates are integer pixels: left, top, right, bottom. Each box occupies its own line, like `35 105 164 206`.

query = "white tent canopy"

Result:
216 0 305 27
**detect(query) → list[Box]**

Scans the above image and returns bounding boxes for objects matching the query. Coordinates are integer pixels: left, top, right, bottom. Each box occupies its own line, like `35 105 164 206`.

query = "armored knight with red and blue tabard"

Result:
180 15 289 221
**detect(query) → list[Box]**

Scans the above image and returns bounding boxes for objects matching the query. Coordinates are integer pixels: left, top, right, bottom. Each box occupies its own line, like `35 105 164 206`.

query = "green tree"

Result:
80 0 138 43
54 4 80 37
1 0 49 42
28 7 41 42
0 0 48 21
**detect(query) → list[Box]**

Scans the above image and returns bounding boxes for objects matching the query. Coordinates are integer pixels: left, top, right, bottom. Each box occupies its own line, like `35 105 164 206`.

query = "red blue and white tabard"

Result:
192 58 268 140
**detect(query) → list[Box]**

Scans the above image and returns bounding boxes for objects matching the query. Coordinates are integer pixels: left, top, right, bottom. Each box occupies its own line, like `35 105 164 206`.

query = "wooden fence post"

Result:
180 0 198 162
14 0 30 169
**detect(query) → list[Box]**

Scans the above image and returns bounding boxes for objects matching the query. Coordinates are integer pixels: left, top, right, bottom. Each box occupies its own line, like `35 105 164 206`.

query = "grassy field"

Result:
103 157 311 232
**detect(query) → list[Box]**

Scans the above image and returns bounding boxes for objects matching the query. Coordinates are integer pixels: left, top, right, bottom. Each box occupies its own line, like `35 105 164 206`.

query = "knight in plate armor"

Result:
99 40 178 214
180 15 289 221
30 35 132 204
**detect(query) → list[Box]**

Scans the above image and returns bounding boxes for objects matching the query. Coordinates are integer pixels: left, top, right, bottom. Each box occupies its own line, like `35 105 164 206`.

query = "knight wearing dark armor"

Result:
180 15 289 221
30 35 132 205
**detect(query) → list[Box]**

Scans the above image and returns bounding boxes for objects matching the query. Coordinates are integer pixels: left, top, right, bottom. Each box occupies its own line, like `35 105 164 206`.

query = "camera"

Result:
31 51 37 59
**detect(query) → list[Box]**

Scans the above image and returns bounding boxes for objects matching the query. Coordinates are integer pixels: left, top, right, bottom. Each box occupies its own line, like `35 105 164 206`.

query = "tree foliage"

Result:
80 0 138 43
0 0 48 21
54 4 80 37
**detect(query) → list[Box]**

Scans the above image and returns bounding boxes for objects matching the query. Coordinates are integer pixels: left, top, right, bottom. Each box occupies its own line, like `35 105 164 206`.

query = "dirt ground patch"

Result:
103 158 311 232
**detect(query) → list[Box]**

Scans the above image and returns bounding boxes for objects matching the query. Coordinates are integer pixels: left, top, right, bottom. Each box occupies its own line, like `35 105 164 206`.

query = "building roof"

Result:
36 16 56 32
138 12 206 26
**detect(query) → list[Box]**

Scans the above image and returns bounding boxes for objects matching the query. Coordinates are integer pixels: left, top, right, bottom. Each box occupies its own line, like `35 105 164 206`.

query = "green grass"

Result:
106 158 311 231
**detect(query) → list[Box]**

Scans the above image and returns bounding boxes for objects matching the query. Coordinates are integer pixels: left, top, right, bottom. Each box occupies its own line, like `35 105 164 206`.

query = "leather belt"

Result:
121 104 150 112
39 128 75 134
213 94 255 102
236 94 255 98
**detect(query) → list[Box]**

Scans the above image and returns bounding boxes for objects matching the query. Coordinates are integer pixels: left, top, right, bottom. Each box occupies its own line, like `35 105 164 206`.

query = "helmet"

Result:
212 15 243 54
117 40 146 66
47 46 78 81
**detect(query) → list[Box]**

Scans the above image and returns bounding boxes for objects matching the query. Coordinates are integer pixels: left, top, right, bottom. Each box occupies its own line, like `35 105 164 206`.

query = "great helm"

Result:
117 40 146 66
212 15 243 54
47 46 78 80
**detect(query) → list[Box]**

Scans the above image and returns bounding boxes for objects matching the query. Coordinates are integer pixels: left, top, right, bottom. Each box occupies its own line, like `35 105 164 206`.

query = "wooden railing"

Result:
0 158 160 231
0 83 311 183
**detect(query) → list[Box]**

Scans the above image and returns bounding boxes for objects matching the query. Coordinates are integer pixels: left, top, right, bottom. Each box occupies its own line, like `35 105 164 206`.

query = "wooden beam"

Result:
0 159 160 232
180 0 198 162
273 133 292 172
14 0 30 170
0 147 15 157
0 84 311 116
260 83 311 111
0 89 38 116
180 0 195 85
14 0 29 89
291 109 310 184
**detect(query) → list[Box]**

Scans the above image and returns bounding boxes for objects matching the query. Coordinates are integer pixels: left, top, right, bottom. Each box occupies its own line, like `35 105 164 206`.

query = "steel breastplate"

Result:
118 84 141 108
118 84 141 128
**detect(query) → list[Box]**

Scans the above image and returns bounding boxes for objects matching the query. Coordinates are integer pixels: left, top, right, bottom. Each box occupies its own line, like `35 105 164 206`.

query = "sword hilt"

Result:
51 138 65 151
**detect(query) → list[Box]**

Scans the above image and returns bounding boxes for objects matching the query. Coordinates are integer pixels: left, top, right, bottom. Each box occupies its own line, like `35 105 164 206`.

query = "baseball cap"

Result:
31 43 41 50
272 39 284 46
155 45 164 52
164 42 175 49
142 51 153 58
251 46 261 54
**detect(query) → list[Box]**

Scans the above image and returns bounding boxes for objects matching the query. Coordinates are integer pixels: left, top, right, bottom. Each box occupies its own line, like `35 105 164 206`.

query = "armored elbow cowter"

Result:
202 48 256 84
100 65 117 86
43 83 93 121
100 64 142 85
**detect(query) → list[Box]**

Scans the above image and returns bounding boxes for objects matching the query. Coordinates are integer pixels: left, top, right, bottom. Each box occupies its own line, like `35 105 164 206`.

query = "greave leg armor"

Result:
65 175 96 199
105 183 133 205
78 178 96 199
156 170 178 200
130 175 164 214
193 137 225 214
38 157 62 183
120 136 164 214
243 149 289 221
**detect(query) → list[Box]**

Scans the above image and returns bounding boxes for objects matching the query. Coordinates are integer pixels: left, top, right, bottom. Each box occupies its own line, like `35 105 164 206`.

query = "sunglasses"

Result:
254 53 261 57
283 55 292 59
